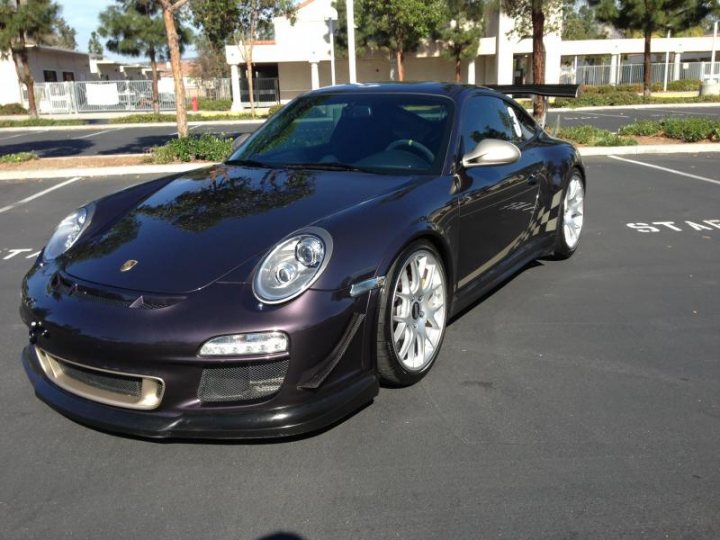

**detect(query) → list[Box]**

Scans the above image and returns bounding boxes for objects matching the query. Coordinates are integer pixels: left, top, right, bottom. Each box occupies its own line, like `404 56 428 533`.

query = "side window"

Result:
461 96 516 153
508 103 538 142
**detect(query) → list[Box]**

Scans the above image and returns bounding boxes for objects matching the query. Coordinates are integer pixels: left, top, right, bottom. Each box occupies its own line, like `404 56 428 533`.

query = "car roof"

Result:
310 82 499 101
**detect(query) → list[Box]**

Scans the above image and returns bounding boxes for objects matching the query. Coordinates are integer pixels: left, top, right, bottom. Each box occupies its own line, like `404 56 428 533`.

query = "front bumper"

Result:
20 262 381 439
22 345 377 439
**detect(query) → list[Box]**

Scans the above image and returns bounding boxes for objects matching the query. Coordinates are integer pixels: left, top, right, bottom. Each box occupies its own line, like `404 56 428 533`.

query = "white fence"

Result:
560 61 720 86
21 78 280 114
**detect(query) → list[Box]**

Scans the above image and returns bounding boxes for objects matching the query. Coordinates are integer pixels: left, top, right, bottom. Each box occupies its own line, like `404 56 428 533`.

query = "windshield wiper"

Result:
282 162 372 173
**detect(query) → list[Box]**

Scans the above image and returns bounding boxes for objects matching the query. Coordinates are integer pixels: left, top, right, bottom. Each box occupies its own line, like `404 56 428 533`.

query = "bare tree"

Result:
157 0 191 136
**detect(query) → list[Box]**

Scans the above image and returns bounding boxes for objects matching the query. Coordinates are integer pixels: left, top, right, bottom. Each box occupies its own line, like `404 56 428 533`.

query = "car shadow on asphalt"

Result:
447 259 544 326
96 135 177 155
0 138 93 158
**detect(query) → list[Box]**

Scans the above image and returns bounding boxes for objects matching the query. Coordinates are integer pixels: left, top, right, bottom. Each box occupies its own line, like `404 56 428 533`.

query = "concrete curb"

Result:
1 143 718 180
578 143 720 156
551 102 720 113
0 162 213 181
0 119 266 133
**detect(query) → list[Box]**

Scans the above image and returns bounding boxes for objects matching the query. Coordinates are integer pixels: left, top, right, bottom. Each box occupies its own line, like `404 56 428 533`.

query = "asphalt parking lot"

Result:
1 153 718 538
0 121 258 158
1 104 718 158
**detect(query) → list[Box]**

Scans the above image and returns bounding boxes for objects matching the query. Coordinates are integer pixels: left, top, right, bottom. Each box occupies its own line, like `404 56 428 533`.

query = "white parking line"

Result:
74 128 118 140
609 155 720 186
0 176 82 214
646 108 720 117
576 110 628 118
0 131 43 142
171 125 203 136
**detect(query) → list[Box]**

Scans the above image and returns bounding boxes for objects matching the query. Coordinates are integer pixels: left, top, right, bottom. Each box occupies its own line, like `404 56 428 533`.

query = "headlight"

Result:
43 205 93 260
253 227 333 304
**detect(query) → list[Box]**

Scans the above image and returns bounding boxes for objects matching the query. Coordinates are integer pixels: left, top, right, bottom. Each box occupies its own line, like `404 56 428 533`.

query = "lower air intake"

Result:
198 359 289 402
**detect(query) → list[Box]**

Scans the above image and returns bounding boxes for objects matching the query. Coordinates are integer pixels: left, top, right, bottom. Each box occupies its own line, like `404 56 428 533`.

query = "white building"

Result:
225 0 719 108
0 45 95 105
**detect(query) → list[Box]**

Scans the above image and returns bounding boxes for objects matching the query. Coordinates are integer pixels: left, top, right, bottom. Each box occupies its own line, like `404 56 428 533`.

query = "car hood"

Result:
64 164 414 294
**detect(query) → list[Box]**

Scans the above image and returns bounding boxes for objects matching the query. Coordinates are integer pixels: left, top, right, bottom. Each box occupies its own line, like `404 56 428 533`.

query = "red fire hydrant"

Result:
191 96 198 112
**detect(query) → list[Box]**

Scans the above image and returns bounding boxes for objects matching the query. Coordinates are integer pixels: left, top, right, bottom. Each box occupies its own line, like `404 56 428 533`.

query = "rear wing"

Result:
485 84 581 99
485 84 581 127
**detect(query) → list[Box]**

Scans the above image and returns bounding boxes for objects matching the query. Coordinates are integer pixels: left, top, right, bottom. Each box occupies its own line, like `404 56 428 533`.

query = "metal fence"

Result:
560 61 720 86
22 77 280 114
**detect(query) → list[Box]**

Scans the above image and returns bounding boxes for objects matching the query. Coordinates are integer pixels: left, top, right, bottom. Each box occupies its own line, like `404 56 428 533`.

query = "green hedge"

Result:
196 98 232 111
553 125 637 146
268 103 284 116
0 118 87 127
618 117 720 142
0 151 39 163
151 133 233 163
617 120 662 137
0 103 28 115
661 118 720 142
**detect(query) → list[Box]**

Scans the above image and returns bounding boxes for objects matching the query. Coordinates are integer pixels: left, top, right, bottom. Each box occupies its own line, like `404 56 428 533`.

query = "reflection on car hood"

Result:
64 164 414 294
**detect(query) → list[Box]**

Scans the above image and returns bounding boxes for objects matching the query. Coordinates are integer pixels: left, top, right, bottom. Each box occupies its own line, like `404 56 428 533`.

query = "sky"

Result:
58 0 195 62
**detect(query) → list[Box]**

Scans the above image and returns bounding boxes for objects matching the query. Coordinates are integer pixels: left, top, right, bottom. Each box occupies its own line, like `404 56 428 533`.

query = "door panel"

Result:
455 95 543 289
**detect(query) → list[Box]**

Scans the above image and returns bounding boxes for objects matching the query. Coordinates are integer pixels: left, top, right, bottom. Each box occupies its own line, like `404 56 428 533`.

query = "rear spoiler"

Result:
486 84 581 99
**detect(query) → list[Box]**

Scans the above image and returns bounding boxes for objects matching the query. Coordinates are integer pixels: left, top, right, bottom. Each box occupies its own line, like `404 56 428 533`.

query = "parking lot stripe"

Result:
608 155 720 186
74 128 118 140
0 176 82 214
0 131 42 142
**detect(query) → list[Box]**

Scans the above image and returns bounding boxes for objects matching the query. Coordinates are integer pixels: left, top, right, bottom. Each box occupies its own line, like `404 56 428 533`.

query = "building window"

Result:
62 72 75 82
43 70 58 82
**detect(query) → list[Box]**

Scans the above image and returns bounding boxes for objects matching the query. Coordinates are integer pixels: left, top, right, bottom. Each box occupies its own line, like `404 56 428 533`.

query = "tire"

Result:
376 240 448 386
550 170 585 260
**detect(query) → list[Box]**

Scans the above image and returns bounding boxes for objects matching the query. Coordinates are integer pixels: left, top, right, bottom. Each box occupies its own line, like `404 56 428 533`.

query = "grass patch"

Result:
0 118 88 127
552 125 637 146
150 133 233 163
0 151 39 163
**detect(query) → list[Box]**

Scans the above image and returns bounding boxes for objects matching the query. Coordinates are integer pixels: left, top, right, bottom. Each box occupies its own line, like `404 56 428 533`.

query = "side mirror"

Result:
231 133 251 151
461 139 521 168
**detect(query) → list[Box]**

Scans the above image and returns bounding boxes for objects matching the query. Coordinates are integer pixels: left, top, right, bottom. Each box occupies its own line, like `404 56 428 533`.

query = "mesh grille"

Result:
60 361 142 398
198 359 289 402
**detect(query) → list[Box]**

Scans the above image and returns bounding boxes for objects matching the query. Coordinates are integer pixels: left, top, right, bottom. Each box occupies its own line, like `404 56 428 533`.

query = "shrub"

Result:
0 103 28 115
553 125 637 146
151 133 233 163
268 103 284 116
660 117 720 142
618 120 662 137
0 118 86 127
110 114 177 124
0 151 39 163
666 79 702 92
555 89 644 108
196 98 232 111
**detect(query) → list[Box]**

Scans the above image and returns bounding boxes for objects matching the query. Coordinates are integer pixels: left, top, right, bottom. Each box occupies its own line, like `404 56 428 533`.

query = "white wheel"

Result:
376 241 447 385
562 175 585 250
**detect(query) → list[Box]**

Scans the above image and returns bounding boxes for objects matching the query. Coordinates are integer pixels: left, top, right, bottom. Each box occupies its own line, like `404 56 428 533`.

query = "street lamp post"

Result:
346 0 357 83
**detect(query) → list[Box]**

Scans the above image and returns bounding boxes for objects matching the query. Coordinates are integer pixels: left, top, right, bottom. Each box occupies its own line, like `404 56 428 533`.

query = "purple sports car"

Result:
20 82 585 438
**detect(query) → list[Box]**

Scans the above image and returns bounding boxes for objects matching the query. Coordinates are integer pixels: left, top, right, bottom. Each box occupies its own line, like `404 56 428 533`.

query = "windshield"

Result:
230 93 454 175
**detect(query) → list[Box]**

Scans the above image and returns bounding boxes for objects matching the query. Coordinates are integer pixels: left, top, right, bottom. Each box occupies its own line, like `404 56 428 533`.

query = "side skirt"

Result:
450 235 554 318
